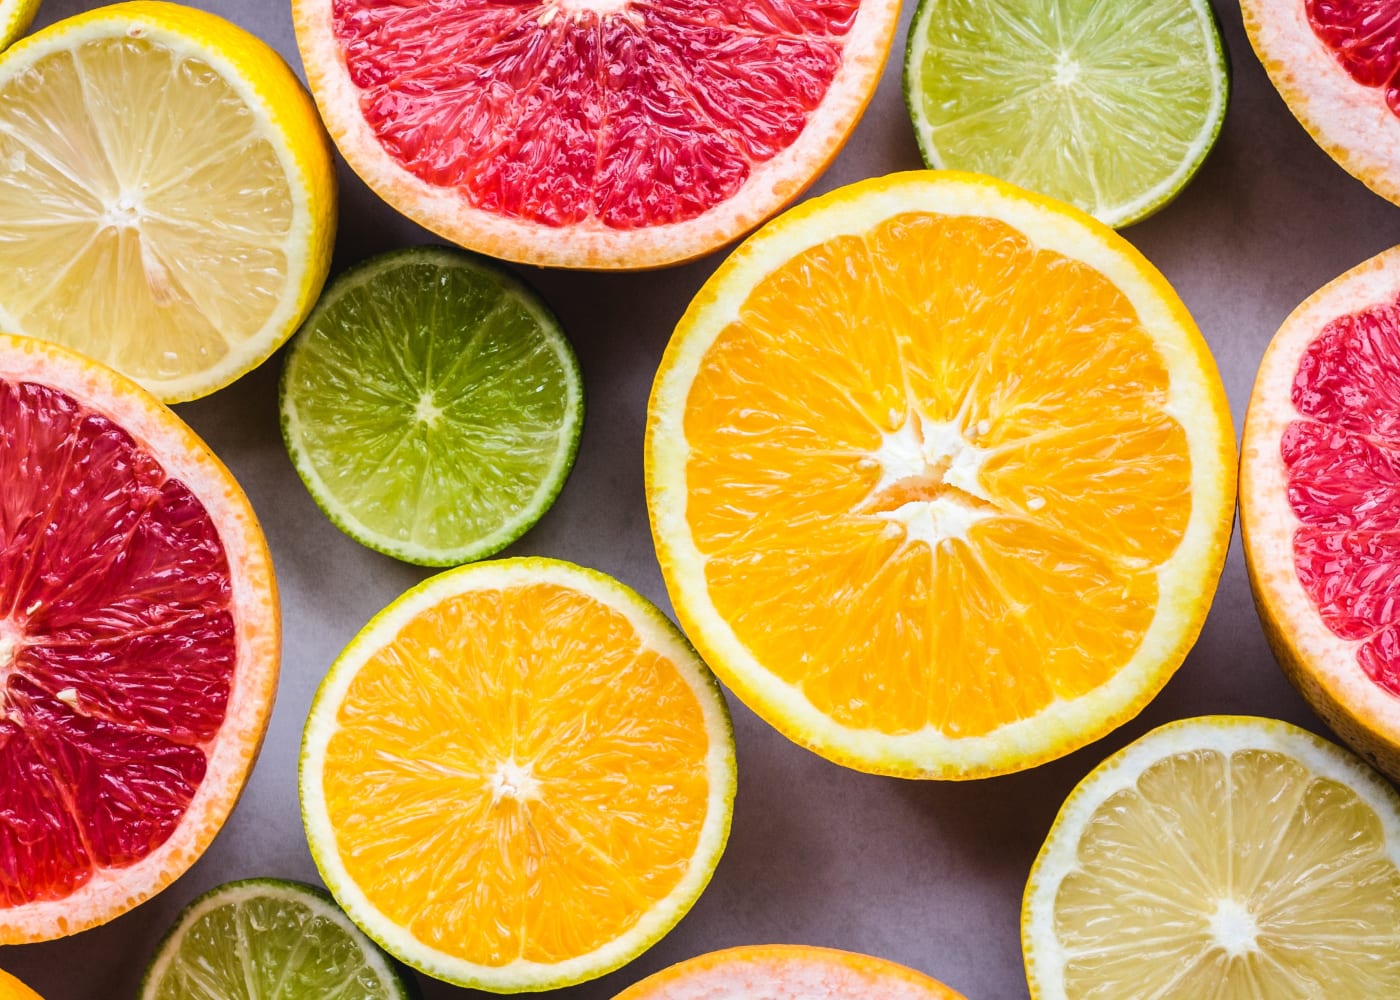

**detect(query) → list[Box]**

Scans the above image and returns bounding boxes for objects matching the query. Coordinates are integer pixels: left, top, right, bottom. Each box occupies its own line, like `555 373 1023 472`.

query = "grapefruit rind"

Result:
1241 0 1400 206
292 0 900 270
0 1 337 402
299 557 736 992
646 170 1236 779
612 944 966 999
1241 245 1400 780
1020 715 1400 1000
0 334 279 944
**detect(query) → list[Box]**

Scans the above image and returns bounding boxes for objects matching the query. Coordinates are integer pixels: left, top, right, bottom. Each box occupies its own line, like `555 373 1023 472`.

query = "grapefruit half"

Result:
292 0 900 269
0 335 279 942
1242 0 1400 204
1242 245 1400 781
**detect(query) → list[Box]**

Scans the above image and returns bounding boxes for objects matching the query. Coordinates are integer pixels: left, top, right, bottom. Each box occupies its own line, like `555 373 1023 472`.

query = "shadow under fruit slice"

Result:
0 335 278 943
1242 0 1400 205
612 945 966 1000
298 557 735 992
1241 244 1400 781
646 170 1236 779
1023 716 1400 998
292 0 899 269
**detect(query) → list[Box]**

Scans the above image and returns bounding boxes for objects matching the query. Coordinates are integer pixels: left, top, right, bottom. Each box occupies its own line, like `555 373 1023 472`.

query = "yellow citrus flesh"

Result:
1024 717 1400 999
647 171 1235 778
0 969 43 1000
301 558 735 992
0 2 335 402
613 945 966 999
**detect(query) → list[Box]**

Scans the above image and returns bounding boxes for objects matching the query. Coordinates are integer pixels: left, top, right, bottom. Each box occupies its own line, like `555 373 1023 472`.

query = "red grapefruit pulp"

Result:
1306 0 1400 116
0 336 278 942
296 0 900 268
1243 246 1400 780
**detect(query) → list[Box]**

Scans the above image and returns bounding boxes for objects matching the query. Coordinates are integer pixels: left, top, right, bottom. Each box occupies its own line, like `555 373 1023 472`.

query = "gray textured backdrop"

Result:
5 0 1399 997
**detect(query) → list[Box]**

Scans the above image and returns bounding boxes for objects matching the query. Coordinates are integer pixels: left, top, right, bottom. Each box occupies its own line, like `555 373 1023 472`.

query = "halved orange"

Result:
0 334 279 942
646 170 1236 779
299 557 735 992
0 969 43 1000
613 945 966 999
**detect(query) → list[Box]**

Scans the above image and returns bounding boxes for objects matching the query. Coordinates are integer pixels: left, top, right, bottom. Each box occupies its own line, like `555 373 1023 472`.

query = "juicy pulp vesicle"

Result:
1288 292 1400 697
1307 0 1400 117
331 0 855 229
0 378 234 906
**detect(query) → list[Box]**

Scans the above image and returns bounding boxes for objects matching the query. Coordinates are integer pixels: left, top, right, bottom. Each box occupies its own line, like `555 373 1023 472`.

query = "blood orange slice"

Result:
0 335 278 943
293 0 900 269
1242 245 1400 781
1242 0 1400 204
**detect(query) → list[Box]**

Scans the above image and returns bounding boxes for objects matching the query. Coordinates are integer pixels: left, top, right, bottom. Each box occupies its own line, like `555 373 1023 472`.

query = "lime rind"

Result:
280 246 583 567
139 877 413 1000
903 0 1230 228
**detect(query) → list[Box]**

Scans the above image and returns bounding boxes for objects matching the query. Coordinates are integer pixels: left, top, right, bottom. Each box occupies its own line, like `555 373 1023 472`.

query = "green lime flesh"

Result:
140 878 413 1000
280 247 584 566
904 0 1229 228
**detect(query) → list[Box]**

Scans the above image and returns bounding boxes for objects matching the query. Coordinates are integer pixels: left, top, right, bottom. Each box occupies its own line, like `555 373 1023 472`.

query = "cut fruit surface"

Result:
0 0 37 51
1242 244 1400 780
613 945 965 1000
140 878 411 1000
299 557 735 992
293 0 899 268
1023 716 1400 999
646 170 1235 779
0 1 336 401
0 334 278 943
281 247 583 567
0 969 43 1000
905 0 1229 227
1243 0 1400 205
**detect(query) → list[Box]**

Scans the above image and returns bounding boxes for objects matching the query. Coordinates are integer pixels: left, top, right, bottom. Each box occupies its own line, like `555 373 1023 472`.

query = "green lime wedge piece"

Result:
140 878 413 1000
280 247 584 566
904 0 1230 228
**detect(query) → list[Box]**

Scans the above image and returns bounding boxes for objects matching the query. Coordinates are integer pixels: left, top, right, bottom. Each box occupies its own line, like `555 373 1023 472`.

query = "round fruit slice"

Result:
614 945 965 1000
299 557 735 992
0 969 43 1000
140 878 412 1000
293 0 900 269
281 247 584 567
1241 245 1400 781
647 170 1236 779
1243 0 1400 205
0 334 279 943
0 0 38 52
905 0 1229 228
0 1 337 402
1023 716 1400 998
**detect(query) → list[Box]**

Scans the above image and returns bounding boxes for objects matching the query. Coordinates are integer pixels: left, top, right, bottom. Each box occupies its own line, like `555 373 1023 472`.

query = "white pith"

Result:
545 0 632 17
866 412 995 546
1207 898 1260 958
1023 716 1400 1000
300 557 736 991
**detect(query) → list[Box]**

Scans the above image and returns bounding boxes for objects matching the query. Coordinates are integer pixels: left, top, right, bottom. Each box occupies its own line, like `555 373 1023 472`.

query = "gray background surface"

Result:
5 0 1399 997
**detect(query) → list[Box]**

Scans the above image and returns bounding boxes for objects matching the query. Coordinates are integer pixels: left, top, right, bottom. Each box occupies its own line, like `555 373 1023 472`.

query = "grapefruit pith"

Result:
1242 0 1400 204
293 0 900 269
0 335 278 942
1242 245 1400 781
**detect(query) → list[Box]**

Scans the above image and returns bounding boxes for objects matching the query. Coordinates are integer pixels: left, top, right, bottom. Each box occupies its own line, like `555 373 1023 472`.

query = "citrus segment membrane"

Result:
1307 0 1400 117
0 377 234 908
334 0 855 230
1284 290 1400 696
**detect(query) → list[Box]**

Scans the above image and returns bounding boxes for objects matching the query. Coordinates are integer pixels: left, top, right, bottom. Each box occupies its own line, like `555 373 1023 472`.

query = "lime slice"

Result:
140 878 412 1000
904 0 1229 227
280 247 584 566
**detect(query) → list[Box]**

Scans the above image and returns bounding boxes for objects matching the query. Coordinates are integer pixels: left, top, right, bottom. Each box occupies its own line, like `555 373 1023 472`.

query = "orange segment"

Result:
647 170 1235 778
301 558 735 992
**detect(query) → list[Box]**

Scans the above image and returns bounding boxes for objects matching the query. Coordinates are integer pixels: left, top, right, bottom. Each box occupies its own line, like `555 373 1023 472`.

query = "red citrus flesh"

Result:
1285 291 1400 697
1306 0 1400 116
0 378 235 907
332 0 856 230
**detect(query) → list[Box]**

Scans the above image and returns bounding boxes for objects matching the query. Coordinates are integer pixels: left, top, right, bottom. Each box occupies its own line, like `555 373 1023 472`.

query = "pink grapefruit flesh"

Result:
297 0 900 268
1306 0 1400 116
0 335 278 943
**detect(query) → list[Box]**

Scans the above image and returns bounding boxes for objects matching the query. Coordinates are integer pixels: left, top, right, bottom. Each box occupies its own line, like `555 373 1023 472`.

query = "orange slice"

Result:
613 945 966 999
0 334 278 943
0 969 43 1000
646 170 1236 779
298 557 735 992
